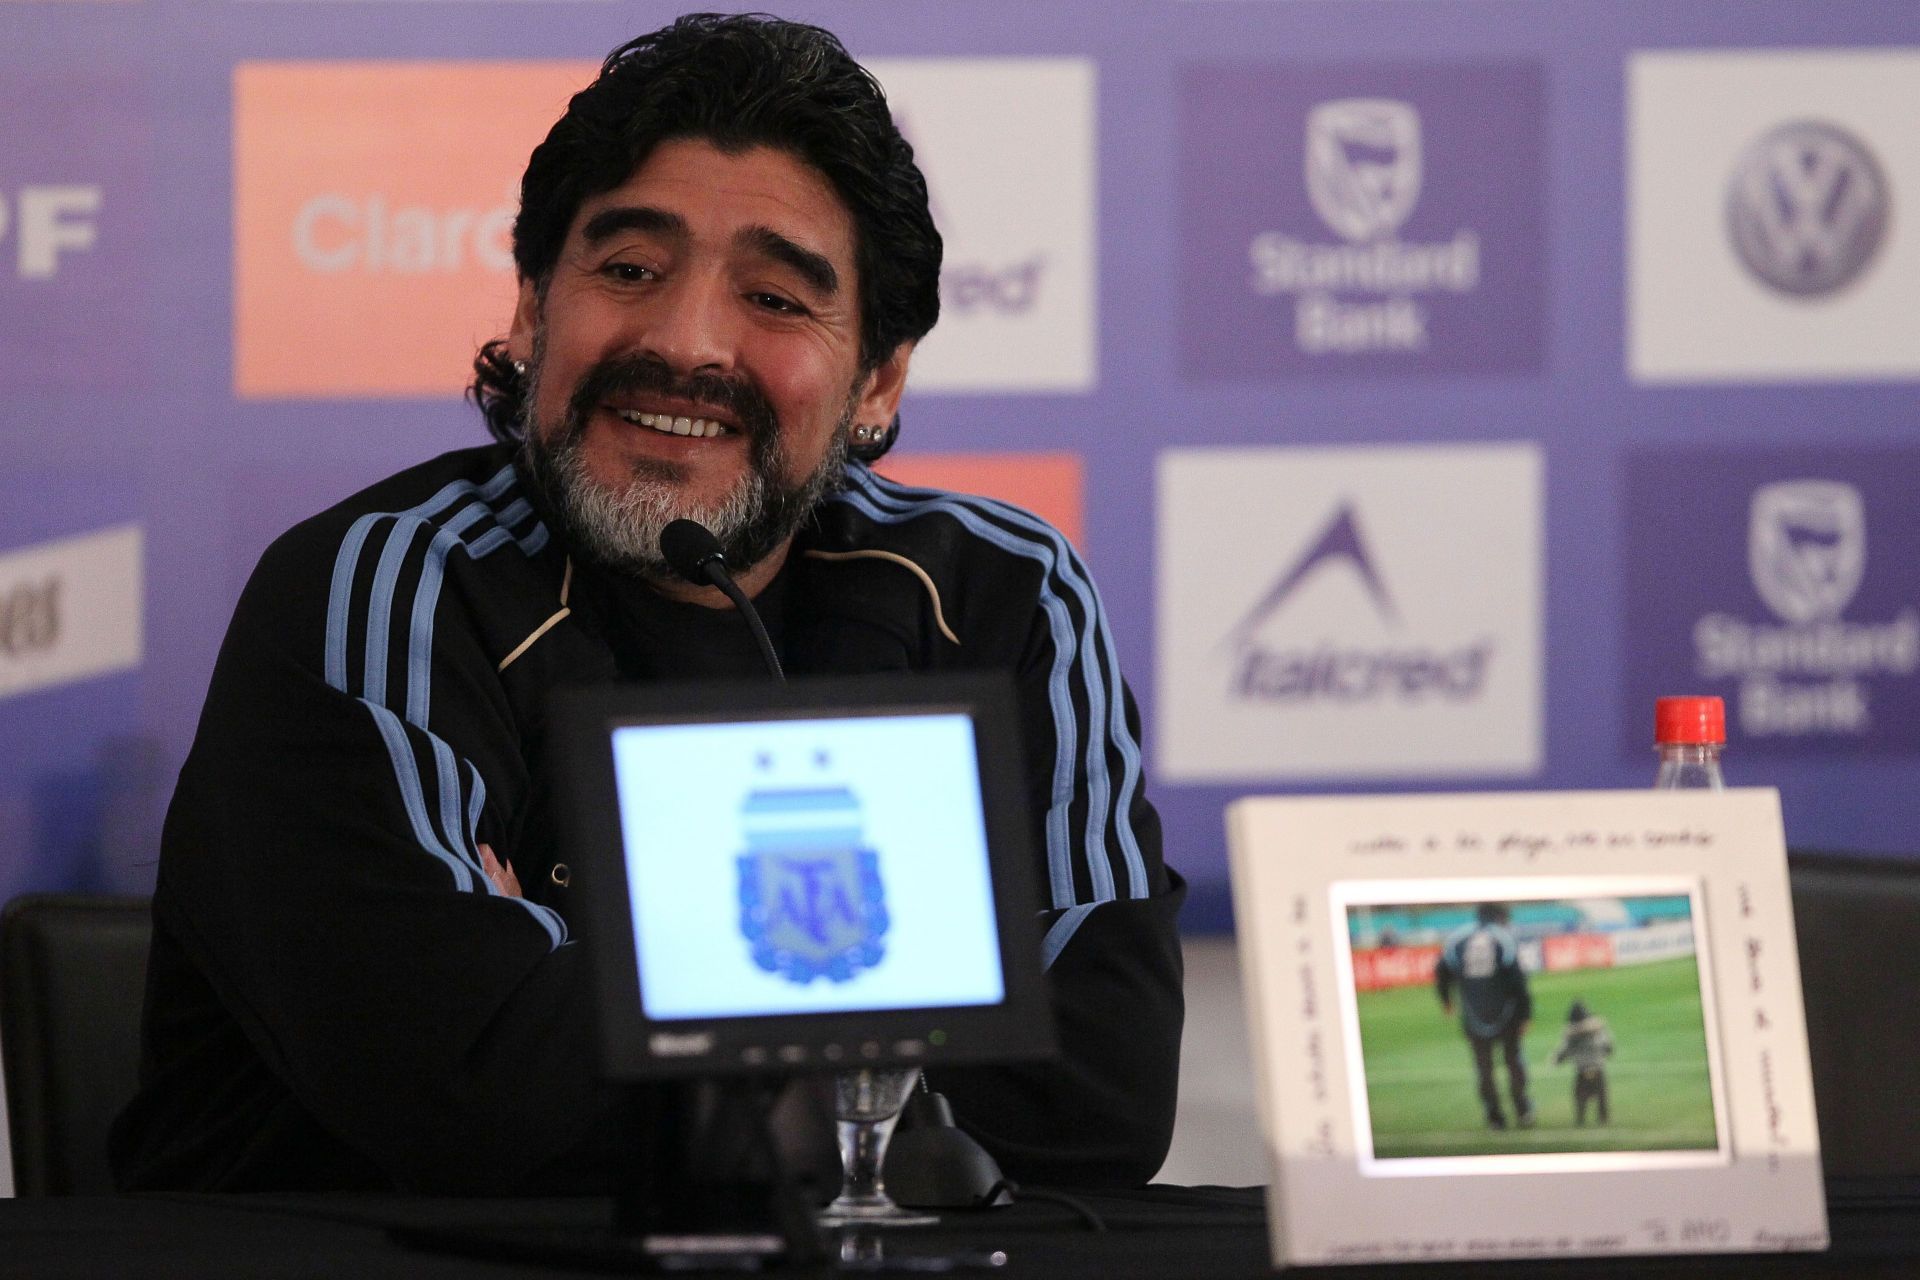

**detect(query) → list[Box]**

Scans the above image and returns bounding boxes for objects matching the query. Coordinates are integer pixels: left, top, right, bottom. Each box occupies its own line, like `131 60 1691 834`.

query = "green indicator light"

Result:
928 1029 948 1046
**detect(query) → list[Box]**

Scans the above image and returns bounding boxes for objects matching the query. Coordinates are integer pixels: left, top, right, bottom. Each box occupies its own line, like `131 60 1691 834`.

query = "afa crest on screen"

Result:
735 780 890 985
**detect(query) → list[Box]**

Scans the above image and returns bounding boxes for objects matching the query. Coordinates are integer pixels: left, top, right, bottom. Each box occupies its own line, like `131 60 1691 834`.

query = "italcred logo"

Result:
0 525 142 702
1693 480 1917 736
736 759 888 985
1250 97 1480 355
1726 121 1890 298
896 111 1047 320
1225 503 1492 704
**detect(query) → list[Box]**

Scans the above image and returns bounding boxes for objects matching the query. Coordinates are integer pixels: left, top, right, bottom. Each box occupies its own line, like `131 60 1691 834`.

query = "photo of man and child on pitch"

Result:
1342 892 1721 1160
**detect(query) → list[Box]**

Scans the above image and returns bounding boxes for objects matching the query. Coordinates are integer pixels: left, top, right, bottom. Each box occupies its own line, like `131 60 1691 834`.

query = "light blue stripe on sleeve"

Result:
361 699 474 893
840 469 1151 908
858 471 1150 901
1041 903 1099 971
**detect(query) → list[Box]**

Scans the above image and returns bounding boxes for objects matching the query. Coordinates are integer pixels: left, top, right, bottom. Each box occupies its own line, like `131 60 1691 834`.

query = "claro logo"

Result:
0 576 59 656
291 193 514 274
234 61 591 397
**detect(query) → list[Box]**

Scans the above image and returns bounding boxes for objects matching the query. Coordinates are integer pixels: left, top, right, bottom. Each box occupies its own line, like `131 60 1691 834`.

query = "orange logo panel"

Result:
234 61 595 398
875 452 1084 549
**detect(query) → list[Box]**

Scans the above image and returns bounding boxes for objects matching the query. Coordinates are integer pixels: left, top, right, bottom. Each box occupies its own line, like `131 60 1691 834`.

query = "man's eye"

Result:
751 291 807 315
604 262 656 283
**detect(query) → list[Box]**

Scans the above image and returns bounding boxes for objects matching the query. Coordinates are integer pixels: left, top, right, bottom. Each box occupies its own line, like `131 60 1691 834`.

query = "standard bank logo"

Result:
1251 95 1477 355
1726 121 1889 298
1689 479 1916 739
1628 450 1920 753
1748 481 1865 624
1179 62 1545 378
1157 445 1542 781
1305 100 1421 243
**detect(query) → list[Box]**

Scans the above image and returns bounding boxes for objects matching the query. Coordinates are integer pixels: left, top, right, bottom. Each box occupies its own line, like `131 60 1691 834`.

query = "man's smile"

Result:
608 405 737 439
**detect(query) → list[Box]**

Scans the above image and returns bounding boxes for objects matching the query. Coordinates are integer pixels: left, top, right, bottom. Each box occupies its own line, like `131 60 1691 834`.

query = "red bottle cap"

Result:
1655 696 1726 746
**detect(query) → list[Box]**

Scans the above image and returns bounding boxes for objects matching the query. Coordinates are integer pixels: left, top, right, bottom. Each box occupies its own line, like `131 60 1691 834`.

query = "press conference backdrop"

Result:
3 3 1917 931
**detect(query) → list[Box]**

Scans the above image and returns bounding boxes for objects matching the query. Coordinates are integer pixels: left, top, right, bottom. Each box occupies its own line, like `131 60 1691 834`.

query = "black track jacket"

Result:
111 446 1184 1194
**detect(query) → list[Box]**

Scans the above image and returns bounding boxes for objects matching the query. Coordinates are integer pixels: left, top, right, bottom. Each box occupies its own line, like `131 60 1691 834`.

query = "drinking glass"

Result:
818 1066 938 1227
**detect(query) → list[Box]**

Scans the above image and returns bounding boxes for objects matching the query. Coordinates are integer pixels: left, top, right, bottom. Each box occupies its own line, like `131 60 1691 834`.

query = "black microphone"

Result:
659 519 785 682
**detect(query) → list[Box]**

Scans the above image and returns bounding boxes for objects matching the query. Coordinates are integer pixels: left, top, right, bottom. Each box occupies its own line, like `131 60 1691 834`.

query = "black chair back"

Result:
0 895 152 1195
1790 852 1920 1181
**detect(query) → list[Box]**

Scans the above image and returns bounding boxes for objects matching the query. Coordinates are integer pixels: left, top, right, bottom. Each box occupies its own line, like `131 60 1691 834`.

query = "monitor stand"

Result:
615 1078 828 1269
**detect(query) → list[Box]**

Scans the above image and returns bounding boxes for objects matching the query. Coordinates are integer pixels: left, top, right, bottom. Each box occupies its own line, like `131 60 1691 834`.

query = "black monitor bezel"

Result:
550 671 1057 1081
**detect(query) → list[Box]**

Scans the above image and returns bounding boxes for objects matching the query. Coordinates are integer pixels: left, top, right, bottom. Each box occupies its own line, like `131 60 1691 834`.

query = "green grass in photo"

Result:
1355 956 1718 1159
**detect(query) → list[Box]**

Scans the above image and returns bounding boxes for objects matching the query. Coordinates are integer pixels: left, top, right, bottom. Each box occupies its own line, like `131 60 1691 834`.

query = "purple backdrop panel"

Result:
1624 447 1920 759
1179 62 1546 380
0 73 152 394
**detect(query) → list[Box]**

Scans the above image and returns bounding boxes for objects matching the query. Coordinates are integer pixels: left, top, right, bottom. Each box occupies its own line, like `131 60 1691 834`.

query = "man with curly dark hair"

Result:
114 14 1184 1196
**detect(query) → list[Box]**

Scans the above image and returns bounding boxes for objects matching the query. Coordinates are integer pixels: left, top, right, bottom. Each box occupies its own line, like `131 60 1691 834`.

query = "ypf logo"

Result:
1305 99 1421 243
0 187 102 280
1748 480 1866 624
1726 121 1890 298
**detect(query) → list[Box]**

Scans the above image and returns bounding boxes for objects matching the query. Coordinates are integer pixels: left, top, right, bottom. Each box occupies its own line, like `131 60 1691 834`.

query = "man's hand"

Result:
478 842 522 898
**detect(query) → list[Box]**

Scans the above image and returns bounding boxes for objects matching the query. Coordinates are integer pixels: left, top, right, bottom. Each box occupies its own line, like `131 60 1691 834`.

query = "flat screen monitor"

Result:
550 673 1056 1080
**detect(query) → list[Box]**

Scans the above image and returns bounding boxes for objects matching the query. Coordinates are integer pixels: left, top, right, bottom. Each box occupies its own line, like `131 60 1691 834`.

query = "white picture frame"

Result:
1227 789 1826 1267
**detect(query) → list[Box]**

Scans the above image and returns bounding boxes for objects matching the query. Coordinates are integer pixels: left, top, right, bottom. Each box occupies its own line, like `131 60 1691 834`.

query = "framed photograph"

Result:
1228 790 1826 1267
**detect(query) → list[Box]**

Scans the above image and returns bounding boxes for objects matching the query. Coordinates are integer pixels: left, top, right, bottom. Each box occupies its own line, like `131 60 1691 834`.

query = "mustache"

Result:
561 354 779 447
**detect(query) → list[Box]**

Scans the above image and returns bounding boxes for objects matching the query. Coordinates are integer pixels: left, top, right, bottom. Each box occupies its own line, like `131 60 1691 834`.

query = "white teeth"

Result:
613 408 724 437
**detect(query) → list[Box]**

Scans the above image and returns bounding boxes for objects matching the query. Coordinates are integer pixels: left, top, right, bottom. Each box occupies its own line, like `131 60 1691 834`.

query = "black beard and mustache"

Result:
518 350 851 583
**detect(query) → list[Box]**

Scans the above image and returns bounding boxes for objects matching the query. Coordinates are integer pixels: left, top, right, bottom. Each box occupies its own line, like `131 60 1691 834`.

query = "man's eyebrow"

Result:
580 205 687 245
738 225 839 297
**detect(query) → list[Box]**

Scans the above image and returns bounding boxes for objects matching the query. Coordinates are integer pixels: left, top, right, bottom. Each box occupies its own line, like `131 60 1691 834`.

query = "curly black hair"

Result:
470 13 941 462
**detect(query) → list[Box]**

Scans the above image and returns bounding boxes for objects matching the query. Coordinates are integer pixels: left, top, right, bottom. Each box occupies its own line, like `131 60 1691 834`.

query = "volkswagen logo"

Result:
1726 121 1890 298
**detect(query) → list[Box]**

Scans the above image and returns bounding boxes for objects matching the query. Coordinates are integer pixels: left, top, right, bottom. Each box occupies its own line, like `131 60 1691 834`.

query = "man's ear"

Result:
852 342 914 428
507 277 540 364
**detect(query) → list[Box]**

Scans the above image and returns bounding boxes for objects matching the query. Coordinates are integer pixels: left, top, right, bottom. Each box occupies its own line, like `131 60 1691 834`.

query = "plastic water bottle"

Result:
1654 695 1726 790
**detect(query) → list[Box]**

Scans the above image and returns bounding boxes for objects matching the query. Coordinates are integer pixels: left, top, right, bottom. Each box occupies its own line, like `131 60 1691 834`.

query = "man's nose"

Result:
636 268 736 375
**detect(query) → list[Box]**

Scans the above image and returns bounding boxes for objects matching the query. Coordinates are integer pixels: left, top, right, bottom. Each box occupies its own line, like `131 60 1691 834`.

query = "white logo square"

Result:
1156 445 1542 781
0 525 143 701
1628 50 1920 383
868 58 1096 392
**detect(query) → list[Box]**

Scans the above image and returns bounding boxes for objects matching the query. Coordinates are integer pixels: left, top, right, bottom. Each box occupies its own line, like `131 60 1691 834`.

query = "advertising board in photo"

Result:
2 72 150 392
1628 49 1920 383
1156 444 1542 781
874 451 1084 549
867 59 1096 393
1623 446 1920 756
1178 62 1547 379
234 61 591 398
0 525 143 701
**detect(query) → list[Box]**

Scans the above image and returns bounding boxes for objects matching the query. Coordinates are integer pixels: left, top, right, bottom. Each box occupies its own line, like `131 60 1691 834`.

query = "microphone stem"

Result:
705 567 785 682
